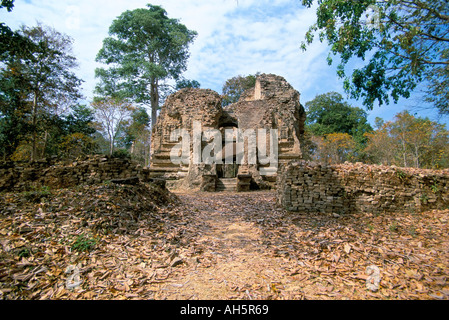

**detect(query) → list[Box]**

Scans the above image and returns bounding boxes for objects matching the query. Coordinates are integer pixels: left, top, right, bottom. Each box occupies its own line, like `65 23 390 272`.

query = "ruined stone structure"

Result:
149 74 306 191
277 161 449 214
0 155 156 192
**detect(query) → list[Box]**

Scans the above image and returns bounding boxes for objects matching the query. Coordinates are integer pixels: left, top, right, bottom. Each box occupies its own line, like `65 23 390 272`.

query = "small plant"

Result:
430 179 439 194
408 227 417 237
420 193 429 204
22 186 51 203
71 234 97 253
17 247 31 258
396 170 407 182
389 222 399 232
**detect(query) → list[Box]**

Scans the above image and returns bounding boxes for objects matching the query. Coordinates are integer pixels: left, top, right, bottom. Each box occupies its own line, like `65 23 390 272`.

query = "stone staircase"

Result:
216 178 238 192
149 141 186 179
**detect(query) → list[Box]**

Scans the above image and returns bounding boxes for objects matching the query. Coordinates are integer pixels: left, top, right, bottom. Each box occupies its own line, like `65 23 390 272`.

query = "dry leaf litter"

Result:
1 183 448 300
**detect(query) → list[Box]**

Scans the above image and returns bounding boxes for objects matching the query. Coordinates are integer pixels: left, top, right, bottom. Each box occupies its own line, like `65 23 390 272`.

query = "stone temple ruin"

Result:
147 72 449 212
149 73 306 191
2 72 446 214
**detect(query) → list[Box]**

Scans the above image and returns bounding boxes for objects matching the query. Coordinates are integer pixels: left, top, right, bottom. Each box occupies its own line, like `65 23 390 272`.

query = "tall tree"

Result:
0 66 32 160
121 107 151 165
58 105 97 159
95 4 197 127
363 123 396 165
424 62 449 115
320 132 356 164
300 0 449 114
91 97 135 156
63 104 96 137
1 23 83 160
364 111 449 168
305 92 373 143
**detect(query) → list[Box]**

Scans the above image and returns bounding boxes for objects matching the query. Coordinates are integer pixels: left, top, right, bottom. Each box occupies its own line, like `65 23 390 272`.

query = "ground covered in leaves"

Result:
0 184 448 300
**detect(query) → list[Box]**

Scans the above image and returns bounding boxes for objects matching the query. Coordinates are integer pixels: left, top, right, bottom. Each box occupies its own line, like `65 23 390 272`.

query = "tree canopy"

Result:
222 73 260 107
175 79 201 90
300 0 449 114
305 92 373 143
95 4 197 127
364 111 449 168
91 97 135 156
0 23 84 161
0 0 35 60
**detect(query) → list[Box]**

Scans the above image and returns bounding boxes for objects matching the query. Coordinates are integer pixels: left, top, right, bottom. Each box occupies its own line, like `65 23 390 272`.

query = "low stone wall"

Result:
277 161 449 214
0 155 153 192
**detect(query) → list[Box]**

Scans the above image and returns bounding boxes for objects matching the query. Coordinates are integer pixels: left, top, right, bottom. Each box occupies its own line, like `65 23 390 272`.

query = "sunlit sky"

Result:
3 0 447 127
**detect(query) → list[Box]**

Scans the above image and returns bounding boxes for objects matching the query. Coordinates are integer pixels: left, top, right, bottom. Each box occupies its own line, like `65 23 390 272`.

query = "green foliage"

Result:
0 0 14 10
305 92 373 141
114 106 151 165
304 92 373 162
176 79 201 90
120 107 151 148
17 247 31 258
430 179 439 194
112 148 131 159
300 0 449 114
0 0 35 60
396 170 407 181
64 105 96 137
1 23 84 161
420 193 429 204
95 4 197 126
71 234 97 253
424 58 449 115
222 73 259 107
22 186 51 203
389 222 399 232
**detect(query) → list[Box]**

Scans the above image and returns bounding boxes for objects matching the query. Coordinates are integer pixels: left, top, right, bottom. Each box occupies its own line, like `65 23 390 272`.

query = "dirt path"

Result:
153 190 449 300
156 191 297 300
2 186 447 300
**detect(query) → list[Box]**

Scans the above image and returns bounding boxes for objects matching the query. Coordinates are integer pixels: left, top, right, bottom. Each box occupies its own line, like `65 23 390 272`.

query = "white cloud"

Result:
2 0 446 126
1 0 333 99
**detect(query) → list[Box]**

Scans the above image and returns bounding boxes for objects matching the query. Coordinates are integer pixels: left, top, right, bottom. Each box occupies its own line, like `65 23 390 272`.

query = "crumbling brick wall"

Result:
0 155 153 192
277 161 449 214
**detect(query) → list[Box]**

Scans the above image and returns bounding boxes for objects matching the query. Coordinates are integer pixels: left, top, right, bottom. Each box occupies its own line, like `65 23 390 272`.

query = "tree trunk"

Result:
414 145 420 168
42 130 49 159
149 78 159 167
400 136 407 167
110 137 114 156
31 92 38 162
150 78 159 128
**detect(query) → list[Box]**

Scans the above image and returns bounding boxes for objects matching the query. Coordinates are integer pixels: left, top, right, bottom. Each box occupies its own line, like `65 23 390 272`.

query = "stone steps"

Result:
216 178 238 192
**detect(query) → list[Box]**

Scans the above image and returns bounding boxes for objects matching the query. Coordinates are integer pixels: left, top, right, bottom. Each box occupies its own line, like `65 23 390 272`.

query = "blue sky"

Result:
2 0 447 127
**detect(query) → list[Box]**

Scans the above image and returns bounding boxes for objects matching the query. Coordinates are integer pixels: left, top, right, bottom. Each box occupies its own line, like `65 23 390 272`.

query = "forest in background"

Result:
1 0 448 169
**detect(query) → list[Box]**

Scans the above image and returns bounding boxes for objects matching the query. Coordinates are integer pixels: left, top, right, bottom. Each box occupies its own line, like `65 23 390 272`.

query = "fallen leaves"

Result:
1 186 448 300
248 198 449 300
344 243 351 254
0 181 191 300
